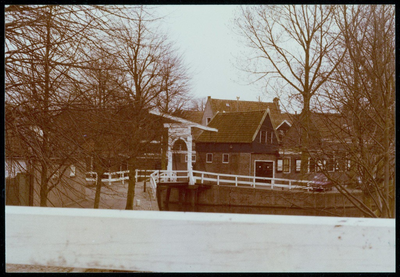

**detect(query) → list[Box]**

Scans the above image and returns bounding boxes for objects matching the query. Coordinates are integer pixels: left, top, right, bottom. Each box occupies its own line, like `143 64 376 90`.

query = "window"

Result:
70 165 76 177
283 158 290 173
277 158 290 173
185 154 196 163
260 131 266 143
206 153 213 163
206 117 211 125
222 154 229 163
295 159 301 172
316 160 324 172
277 159 283 172
270 131 274 143
326 157 334 172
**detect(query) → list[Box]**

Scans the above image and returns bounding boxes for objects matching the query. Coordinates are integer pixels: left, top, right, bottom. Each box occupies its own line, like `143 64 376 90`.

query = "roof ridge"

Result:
217 109 268 114
211 98 274 104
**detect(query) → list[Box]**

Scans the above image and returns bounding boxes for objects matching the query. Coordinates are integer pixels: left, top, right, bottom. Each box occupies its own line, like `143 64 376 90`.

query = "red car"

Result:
309 174 333 192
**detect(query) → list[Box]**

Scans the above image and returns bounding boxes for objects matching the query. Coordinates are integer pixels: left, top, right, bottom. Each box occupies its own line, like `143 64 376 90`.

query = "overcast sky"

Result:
158 5 270 103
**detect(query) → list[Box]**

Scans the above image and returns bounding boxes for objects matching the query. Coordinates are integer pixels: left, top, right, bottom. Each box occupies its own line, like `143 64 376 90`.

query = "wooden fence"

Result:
6 206 395 272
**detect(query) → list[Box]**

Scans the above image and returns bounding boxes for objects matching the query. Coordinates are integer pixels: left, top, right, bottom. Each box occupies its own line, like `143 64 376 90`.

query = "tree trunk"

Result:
300 95 310 175
93 168 104 209
161 129 168 170
39 163 48 207
125 162 136 210
382 89 391 218
39 6 52 207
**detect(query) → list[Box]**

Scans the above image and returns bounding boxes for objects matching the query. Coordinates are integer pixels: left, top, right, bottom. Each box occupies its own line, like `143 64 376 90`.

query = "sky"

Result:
158 5 269 103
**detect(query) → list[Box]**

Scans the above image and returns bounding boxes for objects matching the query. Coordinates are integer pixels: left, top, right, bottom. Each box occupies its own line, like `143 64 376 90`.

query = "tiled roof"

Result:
281 112 351 149
180 110 204 125
208 98 291 128
197 110 268 143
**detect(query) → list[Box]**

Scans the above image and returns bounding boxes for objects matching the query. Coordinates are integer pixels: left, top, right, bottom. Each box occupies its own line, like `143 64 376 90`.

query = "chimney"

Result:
273 97 280 112
236 96 240 112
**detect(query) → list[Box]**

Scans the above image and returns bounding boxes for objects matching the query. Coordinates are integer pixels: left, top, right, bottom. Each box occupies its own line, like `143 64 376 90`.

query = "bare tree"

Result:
95 6 191 210
5 5 107 206
156 54 192 114
312 5 395 218
189 97 207 112
234 5 345 174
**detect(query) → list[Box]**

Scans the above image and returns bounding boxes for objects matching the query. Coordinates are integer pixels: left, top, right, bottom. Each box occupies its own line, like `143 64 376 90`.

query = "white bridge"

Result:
85 169 321 197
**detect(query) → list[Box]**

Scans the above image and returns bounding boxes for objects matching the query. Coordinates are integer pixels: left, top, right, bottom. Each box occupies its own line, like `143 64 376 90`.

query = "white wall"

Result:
6 206 395 272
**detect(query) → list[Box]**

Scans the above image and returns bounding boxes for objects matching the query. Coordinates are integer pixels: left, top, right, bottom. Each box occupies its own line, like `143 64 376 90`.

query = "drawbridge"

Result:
149 170 316 211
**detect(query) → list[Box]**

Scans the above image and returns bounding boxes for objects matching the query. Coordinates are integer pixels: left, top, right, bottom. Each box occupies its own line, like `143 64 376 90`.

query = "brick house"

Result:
276 112 357 184
195 109 279 180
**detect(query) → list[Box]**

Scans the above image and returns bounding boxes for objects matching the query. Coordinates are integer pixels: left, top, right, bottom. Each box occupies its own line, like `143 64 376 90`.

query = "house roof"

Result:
207 97 292 128
197 110 269 143
180 110 204 125
150 110 217 132
178 110 205 140
281 112 352 150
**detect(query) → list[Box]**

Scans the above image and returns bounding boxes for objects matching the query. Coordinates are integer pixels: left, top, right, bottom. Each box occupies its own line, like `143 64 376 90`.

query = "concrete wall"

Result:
162 185 366 217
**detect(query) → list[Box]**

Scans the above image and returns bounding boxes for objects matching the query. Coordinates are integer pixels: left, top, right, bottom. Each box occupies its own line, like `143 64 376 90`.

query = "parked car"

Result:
309 173 333 192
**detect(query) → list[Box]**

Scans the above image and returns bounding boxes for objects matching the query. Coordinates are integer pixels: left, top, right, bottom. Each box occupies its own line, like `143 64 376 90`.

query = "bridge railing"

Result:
85 171 130 185
85 169 312 191
191 170 312 190
6 206 395 272
150 170 314 191
85 169 155 186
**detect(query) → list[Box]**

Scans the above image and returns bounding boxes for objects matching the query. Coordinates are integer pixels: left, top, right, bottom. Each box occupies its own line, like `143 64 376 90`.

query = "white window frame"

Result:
277 159 283 172
206 153 213 163
222 153 229 164
295 159 301 172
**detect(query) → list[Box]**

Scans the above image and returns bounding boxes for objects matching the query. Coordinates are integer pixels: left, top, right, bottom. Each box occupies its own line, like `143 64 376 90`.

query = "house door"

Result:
255 161 274 183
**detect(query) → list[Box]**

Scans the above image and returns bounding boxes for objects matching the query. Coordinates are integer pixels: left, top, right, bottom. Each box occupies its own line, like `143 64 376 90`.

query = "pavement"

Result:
65 180 159 210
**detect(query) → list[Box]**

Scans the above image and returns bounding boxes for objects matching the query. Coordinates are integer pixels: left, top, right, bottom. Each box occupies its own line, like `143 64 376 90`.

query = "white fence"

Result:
5 206 395 272
85 169 153 185
149 170 318 191
87 169 319 192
